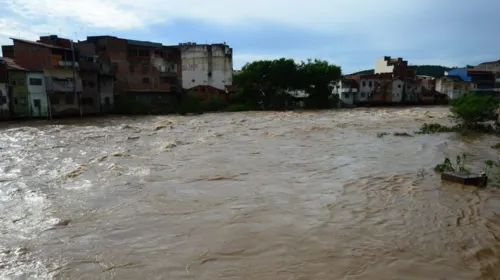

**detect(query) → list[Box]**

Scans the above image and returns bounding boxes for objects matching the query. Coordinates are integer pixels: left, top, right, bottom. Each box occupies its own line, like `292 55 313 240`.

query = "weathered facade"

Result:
178 43 233 91
45 68 83 116
76 42 101 114
8 71 30 117
83 36 180 111
0 60 9 119
26 72 49 117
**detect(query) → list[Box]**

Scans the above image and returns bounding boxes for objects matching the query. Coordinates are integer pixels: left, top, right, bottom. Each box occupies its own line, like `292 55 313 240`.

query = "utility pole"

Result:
70 39 81 116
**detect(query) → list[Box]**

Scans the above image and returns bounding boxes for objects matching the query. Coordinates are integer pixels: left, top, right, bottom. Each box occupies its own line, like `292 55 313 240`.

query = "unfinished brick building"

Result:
83 36 181 112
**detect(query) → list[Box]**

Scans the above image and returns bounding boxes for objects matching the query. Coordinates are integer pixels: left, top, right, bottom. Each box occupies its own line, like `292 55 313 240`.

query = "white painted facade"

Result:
391 79 404 103
179 43 233 91
332 80 357 105
26 72 48 117
359 79 374 102
0 83 9 118
374 57 394 74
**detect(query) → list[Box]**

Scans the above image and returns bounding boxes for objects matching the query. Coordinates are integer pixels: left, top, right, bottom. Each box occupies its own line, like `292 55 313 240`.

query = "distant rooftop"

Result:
9 37 72 51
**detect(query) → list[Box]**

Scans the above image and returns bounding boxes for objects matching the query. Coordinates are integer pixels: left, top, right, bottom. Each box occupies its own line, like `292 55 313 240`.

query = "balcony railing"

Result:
45 77 82 92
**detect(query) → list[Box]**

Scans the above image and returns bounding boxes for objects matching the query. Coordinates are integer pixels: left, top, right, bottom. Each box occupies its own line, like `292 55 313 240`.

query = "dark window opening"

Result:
29 78 43 86
398 84 402 88
104 97 111 106
362 81 366 87
208 72 212 77
191 79 195 83
368 81 372 87
33 99 41 108
142 77 150 84
65 94 74 104
10 80 17 86
14 98 18 105
50 96 59 104
111 62 119 72
142 63 149 73
138 50 149 57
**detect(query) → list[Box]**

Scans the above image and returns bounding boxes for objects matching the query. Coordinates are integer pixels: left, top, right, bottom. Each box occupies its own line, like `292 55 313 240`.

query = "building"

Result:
75 42 102 115
26 71 48 117
0 59 11 119
2 36 83 117
475 60 500 90
83 36 180 112
374 56 415 78
332 79 358 105
0 57 30 117
391 79 404 103
178 42 233 93
435 75 469 100
417 75 436 91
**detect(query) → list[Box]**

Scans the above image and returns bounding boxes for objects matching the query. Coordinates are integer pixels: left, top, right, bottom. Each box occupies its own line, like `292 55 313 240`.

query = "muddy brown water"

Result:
1 107 500 279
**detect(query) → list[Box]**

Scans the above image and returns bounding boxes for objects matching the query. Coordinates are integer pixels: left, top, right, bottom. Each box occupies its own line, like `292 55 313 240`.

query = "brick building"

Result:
83 36 181 112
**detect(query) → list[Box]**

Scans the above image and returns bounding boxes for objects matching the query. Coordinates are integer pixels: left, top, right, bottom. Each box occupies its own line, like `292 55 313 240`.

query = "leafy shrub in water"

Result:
450 92 497 127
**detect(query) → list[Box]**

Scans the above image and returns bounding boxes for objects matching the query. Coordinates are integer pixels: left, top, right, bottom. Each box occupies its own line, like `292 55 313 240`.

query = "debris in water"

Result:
112 151 128 157
393 132 413 137
127 136 140 140
66 165 87 178
441 171 488 187
377 132 389 138
164 141 180 151
54 219 71 227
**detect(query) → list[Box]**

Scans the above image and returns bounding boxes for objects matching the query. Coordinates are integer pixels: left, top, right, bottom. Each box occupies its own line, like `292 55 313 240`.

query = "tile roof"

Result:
9 37 72 50
0 57 27 71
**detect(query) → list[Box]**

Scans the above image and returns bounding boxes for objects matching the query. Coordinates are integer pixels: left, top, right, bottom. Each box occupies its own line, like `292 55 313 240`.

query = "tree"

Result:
450 92 497 127
233 58 341 110
297 59 341 109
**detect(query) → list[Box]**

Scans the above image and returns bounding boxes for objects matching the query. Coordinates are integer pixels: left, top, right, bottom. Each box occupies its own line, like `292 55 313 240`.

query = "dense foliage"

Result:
234 58 342 109
450 92 497 127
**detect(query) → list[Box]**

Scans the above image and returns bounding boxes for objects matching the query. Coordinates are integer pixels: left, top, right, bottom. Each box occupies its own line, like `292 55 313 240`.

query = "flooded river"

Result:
1 107 500 279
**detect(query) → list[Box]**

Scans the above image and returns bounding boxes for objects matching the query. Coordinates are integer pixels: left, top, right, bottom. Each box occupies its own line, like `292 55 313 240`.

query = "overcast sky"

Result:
1 0 499 74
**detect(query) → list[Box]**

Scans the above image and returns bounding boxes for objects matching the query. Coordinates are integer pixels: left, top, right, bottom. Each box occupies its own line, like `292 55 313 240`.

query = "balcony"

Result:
45 77 82 92
158 64 177 76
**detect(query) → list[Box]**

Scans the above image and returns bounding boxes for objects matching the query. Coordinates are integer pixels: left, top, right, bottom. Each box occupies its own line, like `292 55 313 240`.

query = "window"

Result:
111 63 118 72
10 80 17 86
82 97 94 105
138 50 149 57
361 92 366 98
344 93 350 98
65 94 74 104
191 79 195 83
14 97 18 105
142 77 150 84
142 63 149 73
398 84 401 88
33 99 41 108
50 96 60 105
368 81 372 87
362 81 366 87
29 78 43 86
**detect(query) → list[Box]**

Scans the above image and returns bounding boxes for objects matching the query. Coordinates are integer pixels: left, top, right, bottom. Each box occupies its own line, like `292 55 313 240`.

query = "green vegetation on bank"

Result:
417 92 499 135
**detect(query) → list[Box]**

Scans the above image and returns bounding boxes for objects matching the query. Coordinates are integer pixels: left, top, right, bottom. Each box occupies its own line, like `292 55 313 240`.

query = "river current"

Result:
1 107 500 279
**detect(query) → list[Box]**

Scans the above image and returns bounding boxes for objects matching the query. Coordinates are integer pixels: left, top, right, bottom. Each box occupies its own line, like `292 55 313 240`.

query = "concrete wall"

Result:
180 44 233 91
12 41 52 70
374 57 394 74
359 79 374 100
99 76 114 112
0 83 9 119
26 72 48 117
392 80 404 102
8 71 30 117
80 71 100 114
